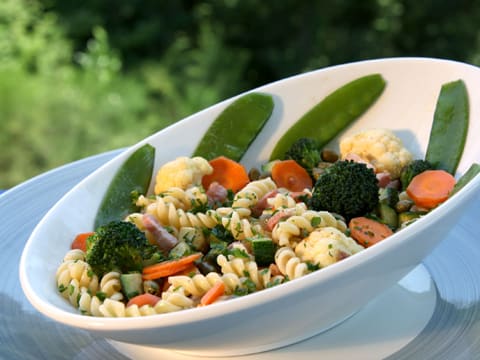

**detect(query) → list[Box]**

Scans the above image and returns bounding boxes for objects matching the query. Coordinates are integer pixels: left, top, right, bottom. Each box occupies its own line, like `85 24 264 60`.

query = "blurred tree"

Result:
40 0 480 86
0 0 174 187
3 0 480 187
393 0 480 59
41 0 198 66
0 0 71 73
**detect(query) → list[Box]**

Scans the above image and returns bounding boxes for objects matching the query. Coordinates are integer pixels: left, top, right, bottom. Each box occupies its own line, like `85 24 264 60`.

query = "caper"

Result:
143 280 160 295
196 260 219 275
321 149 339 163
249 167 261 181
395 199 413 213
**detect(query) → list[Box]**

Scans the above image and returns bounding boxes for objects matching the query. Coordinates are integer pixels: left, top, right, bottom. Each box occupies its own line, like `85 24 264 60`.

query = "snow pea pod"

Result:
193 92 274 161
94 144 155 229
425 79 469 175
451 163 480 196
269 73 386 161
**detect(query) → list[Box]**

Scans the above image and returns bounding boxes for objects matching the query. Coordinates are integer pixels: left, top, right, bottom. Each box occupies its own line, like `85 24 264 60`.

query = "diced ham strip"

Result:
386 179 400 190
251 189 279 217
206 182 229 207
142 214 178 254
376 172 391 188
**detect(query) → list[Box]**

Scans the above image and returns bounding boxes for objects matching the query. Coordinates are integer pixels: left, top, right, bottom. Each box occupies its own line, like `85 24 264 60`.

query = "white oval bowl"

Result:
20 57 480 357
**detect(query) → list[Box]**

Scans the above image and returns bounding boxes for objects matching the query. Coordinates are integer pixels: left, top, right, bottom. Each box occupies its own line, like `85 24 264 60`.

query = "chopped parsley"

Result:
310 216 322 227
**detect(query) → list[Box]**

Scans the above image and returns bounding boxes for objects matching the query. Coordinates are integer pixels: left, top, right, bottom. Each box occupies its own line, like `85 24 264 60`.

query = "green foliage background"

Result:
2 0 480 188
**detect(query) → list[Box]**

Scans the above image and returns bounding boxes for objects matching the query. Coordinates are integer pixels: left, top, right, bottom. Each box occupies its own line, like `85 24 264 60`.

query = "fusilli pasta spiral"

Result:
125 212 145 230
168 272 243 297
62 249 86 262
124 304 158 317
267 192 296 210
220 211 264 240
158 186 208 210
216 254 284 290
78 291 103 316
98 287 194 317
274 247 309 280
272 209 347 247
143 196 221 229
56 258 99 300
231 177 277 216
98 298 127 317
155 287 195 313
99 271 124 301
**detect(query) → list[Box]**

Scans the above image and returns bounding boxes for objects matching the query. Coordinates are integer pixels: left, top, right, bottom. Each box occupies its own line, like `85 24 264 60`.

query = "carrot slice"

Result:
349 217 393 247
406 169 456 209
127 293 161 308
143 253 202 274
142 253 202 280
271 160 313 192
202 156 249 193
143 263 194 281
200 281 225 306
71 232 94 252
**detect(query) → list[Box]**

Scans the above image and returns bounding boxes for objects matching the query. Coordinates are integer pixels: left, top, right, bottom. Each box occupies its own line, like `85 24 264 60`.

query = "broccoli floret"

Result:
400 159 433 190
284 138 321 173
86 220 162 277
309 160 379 219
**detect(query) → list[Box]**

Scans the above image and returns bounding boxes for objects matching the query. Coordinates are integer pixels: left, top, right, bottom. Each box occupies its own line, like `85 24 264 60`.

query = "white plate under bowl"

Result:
19 57 480 357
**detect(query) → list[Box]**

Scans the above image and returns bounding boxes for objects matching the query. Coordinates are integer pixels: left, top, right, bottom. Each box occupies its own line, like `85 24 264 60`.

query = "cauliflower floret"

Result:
339 129 413 179
154 156 213 194
295 227 364 268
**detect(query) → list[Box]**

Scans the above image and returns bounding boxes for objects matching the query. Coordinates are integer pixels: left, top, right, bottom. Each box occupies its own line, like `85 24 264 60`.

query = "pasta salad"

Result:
56 129 464 317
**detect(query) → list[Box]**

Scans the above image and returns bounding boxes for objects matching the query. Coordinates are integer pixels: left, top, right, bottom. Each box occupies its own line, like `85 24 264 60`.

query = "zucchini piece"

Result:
398 211 423 226
248 237 275 266
120 273 143 299
425 80 469 175
94 144 155 229
377 203 398 229
270 74 386 161
451 163 480 196
193 92 274 161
